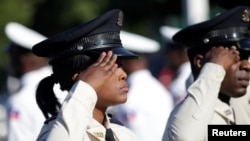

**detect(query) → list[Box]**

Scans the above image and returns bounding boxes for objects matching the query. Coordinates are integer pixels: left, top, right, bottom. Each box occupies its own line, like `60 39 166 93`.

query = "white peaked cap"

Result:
5 22 47 50
159 26 180 42
120 30 160 53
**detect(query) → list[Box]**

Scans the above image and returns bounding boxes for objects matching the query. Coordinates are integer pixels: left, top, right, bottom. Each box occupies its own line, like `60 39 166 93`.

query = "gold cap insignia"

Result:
242 9 250 22
117 11 123 27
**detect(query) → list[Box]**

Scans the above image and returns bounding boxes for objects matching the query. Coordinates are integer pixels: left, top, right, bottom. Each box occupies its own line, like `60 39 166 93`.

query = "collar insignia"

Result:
224 109 232 115
93 132 104 138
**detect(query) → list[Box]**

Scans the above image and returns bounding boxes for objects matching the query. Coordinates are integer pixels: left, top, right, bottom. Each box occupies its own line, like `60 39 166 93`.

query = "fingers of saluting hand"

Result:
229 46 240 61
78 51 118 92
205 46 240 71
93 50 118 71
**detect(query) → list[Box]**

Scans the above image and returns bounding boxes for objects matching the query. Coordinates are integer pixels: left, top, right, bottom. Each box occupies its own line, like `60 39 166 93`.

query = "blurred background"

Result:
0 0 229 89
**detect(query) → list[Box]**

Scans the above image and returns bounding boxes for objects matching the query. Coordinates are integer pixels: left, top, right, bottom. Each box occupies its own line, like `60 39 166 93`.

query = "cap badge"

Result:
117 11 123 27
242 9 250 22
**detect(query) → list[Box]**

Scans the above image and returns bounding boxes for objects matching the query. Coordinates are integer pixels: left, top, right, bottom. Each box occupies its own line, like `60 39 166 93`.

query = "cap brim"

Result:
85 46 139 59
237 39 250 60
112 47 139 59
238 39 250 51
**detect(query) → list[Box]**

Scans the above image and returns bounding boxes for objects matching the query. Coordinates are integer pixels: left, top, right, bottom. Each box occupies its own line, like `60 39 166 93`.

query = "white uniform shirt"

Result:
0 93 8 141
162 63 235 141
110 69 174 141
168 61 191 105
230 87 250 124
6 66 52 141
37 81 138 141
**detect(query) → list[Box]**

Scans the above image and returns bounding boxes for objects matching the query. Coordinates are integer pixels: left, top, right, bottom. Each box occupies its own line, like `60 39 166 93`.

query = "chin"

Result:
231 90 247 98
112 98 127 105
120 98 127 104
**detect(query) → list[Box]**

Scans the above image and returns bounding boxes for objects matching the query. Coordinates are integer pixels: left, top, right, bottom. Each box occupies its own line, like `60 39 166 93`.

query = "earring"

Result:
72 73 79 81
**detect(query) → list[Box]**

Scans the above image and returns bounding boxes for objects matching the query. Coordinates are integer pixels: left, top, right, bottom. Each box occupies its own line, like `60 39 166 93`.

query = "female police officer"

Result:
32 9 139 141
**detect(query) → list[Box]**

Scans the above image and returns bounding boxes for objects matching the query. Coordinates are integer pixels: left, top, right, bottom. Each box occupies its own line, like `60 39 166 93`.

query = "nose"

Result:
119 68 127 80
240 60 250 72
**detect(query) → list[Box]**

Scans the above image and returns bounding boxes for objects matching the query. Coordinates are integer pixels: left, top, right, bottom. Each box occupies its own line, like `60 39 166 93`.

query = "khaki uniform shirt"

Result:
162 63 235 141
37 81 138 141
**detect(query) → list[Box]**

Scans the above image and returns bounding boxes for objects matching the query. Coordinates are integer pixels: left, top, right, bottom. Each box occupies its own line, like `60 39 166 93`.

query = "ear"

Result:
194 54 204 69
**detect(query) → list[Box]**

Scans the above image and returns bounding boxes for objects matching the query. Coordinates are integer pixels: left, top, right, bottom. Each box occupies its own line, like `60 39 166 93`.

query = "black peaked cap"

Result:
32 9 138 62
219 0 250 10
173 6 250 50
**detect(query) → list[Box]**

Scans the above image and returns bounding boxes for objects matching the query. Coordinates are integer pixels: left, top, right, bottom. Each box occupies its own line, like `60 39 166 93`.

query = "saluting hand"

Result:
203 46 240 71
77 50 118 92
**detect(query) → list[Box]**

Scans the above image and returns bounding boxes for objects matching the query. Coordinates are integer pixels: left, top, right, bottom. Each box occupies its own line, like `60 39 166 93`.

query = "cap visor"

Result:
85 46 139 59
238 39 250 51
112 47 139 59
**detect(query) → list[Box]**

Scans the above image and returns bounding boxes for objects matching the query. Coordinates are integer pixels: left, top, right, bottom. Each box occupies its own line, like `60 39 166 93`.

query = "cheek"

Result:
97 73 118 95
227 63 239 78
98 79 114 94
221 64 246 96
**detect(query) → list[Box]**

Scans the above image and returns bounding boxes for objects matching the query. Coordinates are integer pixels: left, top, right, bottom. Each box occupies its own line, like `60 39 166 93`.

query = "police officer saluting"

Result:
162 6 250 141
32 9 139 141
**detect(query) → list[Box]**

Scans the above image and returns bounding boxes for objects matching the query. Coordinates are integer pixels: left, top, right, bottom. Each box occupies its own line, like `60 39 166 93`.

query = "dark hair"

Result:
7 43 32 78
36 54 96 119
187 45 210 79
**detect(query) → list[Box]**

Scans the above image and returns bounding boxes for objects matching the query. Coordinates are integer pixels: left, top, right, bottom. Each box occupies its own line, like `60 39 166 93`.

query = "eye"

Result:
239 49 250 60
116 59 124 68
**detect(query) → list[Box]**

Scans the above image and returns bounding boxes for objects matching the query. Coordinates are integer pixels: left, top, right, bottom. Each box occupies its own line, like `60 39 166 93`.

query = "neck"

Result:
218 93 230 104
93 108 106 125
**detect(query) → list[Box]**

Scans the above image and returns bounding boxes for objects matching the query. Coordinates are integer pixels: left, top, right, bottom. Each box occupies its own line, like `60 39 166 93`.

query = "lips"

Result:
121 84 129 92
239 79 250 87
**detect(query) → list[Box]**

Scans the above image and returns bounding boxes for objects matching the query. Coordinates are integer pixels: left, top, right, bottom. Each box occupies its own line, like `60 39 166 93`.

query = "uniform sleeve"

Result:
37 80 97 141
162 63 225 141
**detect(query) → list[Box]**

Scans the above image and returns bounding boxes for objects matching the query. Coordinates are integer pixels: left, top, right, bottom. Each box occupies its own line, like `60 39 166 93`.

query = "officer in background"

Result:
109 30 174 141
159 26 192 105
4 22 56 141
163 6 250 141
0 62 9 141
